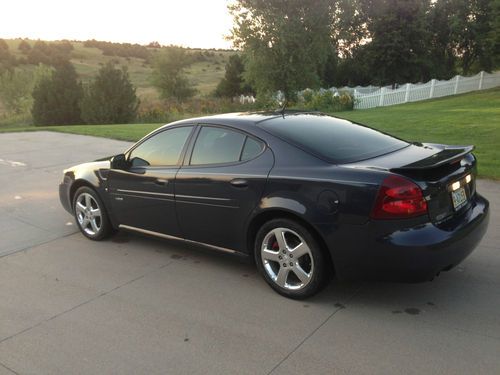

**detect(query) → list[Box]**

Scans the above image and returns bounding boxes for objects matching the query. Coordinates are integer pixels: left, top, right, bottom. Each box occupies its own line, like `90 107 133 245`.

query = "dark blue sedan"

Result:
59 112 489 299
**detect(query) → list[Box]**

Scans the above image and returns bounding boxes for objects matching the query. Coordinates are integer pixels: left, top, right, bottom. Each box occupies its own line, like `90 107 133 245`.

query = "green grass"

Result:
337 87 500 180
1 87 499 179
0 123 163 142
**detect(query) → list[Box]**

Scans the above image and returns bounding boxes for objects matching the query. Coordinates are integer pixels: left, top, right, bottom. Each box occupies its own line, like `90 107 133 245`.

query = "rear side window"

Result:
241 137 264 160
129 126 193 167
190 126 264 165
259 114 408 163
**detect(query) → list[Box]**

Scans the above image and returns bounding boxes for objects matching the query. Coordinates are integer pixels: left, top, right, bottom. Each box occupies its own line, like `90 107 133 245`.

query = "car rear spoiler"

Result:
395 145 475 170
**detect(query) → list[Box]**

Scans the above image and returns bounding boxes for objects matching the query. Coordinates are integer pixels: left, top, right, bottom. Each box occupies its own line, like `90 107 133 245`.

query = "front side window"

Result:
129 126 193 167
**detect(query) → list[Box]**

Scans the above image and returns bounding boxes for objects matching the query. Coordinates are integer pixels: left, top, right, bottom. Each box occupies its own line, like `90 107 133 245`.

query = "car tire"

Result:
255 218 328 299
73 186 112 241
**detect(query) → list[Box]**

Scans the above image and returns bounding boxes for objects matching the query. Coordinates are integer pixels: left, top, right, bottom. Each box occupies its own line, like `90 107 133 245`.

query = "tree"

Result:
18 40 31 53
81 62 139 124
31 62 83 125
214 54 253 97
357 0 433 86
0 39 16 72
151 47 196 101
449 0 496 74
490 0 500 68
0 69 33 114
229 0 333 100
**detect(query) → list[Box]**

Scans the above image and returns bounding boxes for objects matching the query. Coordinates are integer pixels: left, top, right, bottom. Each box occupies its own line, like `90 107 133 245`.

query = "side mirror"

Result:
110 154 129 170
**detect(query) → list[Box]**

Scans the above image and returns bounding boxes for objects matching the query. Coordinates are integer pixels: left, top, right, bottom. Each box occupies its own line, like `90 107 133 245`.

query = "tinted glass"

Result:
241 137 264 160
129 126 192 167
191 127 246 165
260 114 408 163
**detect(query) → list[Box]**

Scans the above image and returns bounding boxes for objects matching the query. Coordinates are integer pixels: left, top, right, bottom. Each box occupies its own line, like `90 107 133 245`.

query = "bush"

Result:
151 47 196 101
27 40 72 66
18 40 31 53
81 62 139 124
32 62 83 125
300 90 354 112
135 102 171 123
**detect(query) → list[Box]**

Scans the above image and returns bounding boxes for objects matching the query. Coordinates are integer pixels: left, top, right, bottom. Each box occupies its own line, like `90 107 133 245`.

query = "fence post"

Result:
429 79 436 98
379 87 385 107
478 71 484 90
454 75 460 94
404 83 410 102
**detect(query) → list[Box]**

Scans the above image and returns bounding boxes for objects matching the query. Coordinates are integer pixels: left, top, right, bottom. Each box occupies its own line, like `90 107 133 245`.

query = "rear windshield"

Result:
259 114 409 163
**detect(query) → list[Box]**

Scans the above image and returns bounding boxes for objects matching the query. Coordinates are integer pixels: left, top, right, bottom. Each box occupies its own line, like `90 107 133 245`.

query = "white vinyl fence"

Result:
351 71 500 109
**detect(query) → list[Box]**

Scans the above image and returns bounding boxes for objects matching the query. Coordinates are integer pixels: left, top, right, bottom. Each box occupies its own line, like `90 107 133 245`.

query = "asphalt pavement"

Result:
0 131 499 375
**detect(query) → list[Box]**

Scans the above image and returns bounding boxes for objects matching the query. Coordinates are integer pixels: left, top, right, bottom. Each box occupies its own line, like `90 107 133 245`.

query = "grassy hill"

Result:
2 87 499 179
2 38 235 105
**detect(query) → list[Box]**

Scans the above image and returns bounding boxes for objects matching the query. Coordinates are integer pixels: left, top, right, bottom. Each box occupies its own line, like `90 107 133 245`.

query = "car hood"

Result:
64 160 111 174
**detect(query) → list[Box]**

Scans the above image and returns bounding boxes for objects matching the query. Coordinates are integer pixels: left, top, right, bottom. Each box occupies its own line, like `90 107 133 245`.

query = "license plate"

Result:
451 187 467 211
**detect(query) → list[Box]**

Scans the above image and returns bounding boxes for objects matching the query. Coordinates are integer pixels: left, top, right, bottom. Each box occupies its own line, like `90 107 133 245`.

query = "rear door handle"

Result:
230 178 248 188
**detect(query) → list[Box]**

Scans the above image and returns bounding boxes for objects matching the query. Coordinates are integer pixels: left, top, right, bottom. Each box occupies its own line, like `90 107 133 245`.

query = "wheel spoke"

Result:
75 201 86 213
85 194 91 209
273 228 287 251
290 242 310 259
275 266 289 287
81 217 90 228
262 248 281 263
90 208 101 218
90 218 100 233
293 265 311 284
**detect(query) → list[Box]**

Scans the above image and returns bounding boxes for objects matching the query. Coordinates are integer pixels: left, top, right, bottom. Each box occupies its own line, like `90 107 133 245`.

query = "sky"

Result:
2 0 235 49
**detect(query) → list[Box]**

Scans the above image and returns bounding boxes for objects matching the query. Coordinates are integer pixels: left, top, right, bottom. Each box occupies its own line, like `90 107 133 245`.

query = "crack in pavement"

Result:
0 232 77 260
0 260 174 346
266 284 365 375
0 360 18 375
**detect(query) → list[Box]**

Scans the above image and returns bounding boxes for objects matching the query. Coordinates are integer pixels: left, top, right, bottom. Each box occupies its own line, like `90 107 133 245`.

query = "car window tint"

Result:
241 137 264 161
259 114 408 163
129 126 192 167
191 127 246 165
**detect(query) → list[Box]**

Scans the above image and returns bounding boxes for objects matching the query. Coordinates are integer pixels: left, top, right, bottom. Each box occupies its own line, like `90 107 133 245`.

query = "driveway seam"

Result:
0 232 77 260
266 284 364 375
0 260 174 346
0 361 18 375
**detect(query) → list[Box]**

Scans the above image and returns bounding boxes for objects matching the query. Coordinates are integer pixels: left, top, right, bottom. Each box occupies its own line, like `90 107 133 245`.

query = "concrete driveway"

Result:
0 131 499 375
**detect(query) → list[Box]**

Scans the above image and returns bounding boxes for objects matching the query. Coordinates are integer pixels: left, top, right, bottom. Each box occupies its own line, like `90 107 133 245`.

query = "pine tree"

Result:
81 62 139 124
31 62 83 125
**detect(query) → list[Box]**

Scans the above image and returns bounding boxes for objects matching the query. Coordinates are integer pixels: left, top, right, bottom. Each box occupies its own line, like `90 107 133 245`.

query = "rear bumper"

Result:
329 194 490 282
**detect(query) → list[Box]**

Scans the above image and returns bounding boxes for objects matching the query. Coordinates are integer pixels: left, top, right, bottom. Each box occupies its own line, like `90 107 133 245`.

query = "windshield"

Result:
259 114 409 163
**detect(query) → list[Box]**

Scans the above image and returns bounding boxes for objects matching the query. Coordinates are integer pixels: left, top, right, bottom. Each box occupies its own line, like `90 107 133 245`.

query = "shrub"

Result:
81 62 139 124
300 90 354 112
32 62 83 125
18 40 31 53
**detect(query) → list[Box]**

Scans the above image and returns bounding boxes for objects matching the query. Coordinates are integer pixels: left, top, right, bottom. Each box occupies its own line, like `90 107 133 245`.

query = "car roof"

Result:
157 111 344 131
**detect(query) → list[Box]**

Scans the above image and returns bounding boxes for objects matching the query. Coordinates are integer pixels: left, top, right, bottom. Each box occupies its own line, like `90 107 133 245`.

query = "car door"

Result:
107 125 194 237
175 124 274 252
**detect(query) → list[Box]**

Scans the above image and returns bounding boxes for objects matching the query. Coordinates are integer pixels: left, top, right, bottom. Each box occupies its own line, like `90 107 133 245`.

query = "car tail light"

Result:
371 175 428 219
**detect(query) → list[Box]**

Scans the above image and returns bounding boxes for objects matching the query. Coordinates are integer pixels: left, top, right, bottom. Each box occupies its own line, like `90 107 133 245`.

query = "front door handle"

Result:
154 178 169 186
230 178 248 188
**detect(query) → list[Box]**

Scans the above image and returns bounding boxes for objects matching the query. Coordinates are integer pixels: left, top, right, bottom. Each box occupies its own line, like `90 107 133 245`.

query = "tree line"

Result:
227 0 499 100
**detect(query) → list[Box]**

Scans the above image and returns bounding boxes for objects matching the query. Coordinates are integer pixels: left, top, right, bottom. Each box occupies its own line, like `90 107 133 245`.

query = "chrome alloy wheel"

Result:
75 193 102 236
261 228 314 290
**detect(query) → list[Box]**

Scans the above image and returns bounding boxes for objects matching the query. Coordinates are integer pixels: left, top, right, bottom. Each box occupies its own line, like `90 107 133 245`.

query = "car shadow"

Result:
104 230 497 318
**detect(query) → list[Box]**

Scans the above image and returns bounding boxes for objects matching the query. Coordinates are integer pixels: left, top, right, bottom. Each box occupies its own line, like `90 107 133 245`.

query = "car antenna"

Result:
279 99 288 118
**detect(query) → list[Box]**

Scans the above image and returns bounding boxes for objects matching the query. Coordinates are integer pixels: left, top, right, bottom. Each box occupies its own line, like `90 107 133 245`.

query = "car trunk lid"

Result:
347 143 477 224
